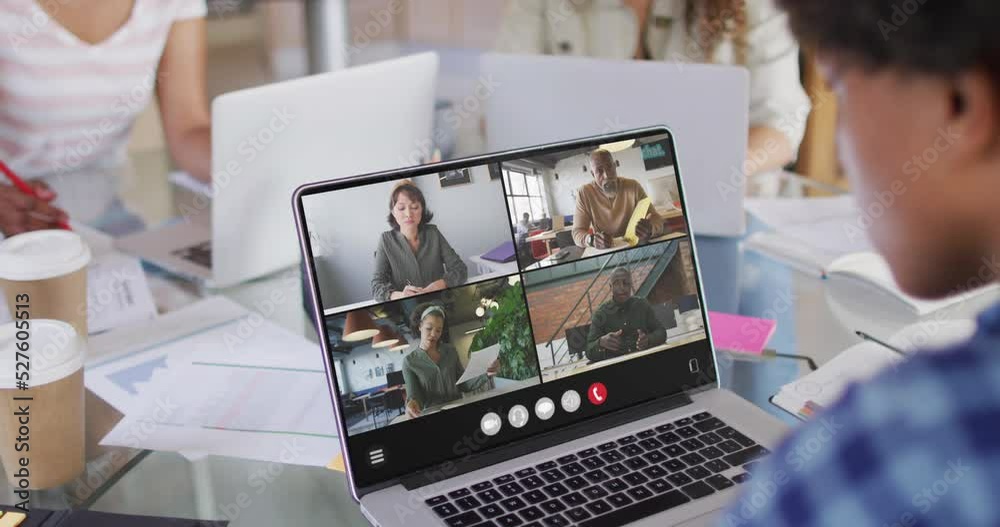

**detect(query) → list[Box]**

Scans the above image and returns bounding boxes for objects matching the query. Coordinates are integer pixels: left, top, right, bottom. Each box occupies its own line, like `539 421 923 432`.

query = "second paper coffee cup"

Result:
0 319 86 489
0 230 91 338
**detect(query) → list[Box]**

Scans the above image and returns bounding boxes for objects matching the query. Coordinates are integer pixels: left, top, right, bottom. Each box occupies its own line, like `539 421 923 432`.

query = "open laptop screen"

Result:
296 128 715 490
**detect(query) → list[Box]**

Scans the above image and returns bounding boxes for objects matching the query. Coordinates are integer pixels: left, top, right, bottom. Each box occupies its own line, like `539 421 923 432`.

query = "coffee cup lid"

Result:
0 230 91 281
0 320 84 389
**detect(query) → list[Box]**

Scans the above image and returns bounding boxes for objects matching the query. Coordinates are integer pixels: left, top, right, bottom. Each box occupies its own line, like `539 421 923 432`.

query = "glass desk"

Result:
0 225 854 524
0 154 926 524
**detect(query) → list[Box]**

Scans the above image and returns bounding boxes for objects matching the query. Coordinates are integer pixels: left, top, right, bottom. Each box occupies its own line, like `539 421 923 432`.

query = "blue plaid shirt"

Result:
719 302 1000 527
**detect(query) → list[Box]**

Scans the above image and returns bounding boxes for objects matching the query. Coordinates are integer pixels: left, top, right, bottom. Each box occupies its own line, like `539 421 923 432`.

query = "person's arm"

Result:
742 0 812 176
573 190 594 247
436 228 468 288
494 0 547 54
0 181 67 237
371 237 396 302
156 16 212 183
401 362 427 414
641 301 667 347
585 310 609 362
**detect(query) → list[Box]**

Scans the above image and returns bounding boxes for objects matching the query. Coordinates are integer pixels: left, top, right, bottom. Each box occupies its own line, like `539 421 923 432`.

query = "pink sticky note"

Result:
707 311 777 355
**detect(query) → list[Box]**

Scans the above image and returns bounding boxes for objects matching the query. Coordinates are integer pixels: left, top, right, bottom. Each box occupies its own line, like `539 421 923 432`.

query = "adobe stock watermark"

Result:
343 0 406 61
843 126 961 245
215 438 308 524
210 0 241 19
7 0 72 50
399 74 501 166
882 459 970 527
66 396 179 506
719 469 790 526
716 88 834 202
179 106 295 223
719 416 844 525
49 68 166 180
391 423 502 523
879 0 929 41
219 268 301 354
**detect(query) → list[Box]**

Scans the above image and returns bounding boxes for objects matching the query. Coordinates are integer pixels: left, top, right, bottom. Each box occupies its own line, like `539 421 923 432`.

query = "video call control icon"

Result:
561 390 581 413
588 382 608 406
535 397 556 421
481 412 502 436
508 405 530 428
368 446 386 468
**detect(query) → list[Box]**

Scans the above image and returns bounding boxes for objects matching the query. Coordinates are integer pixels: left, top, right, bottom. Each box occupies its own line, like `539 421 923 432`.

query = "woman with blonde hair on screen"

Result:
495 0 810 185
371 179 468 301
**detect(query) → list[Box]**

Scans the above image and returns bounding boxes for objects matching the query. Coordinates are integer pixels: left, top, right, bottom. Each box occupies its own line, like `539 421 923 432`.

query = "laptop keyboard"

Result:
424 412 767 527
171 241 212 268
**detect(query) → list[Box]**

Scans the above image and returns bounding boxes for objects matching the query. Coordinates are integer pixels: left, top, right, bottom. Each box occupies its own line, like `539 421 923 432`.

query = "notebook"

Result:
827 252 1000 316
771 319 977 419
744 197 999 316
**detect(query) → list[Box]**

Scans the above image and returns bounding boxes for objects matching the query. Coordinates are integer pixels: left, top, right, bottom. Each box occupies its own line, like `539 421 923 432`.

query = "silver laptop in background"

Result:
295 127 788 527
116 52 438 288
482 53 749 238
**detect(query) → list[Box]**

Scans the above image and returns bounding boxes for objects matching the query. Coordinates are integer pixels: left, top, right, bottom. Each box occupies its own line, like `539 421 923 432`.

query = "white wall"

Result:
338 341 416 395
547 146 678 218
411 164 511 272
304 165 512 310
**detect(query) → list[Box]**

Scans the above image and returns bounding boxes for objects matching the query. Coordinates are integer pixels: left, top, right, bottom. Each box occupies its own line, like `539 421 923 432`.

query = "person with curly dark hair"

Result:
400 304 498 418
371 179 468 301
717 2 1000 525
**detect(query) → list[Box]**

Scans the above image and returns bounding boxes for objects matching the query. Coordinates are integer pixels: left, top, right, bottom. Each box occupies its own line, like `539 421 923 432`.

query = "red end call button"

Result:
588 383 608 406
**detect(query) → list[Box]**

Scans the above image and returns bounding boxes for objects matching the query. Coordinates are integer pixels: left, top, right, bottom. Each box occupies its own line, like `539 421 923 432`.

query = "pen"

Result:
855 330 907 356
0 159 71 231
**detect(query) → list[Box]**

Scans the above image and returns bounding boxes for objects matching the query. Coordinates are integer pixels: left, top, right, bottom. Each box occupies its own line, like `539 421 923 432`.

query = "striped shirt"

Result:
0 0 206 182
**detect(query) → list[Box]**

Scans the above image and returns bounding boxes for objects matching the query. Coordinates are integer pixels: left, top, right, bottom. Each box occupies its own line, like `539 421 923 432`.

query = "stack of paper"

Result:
90 296 341 467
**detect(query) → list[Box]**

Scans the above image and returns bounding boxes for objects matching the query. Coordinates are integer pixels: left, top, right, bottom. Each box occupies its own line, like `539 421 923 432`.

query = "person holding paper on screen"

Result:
573 149 665 249
402 304 498 418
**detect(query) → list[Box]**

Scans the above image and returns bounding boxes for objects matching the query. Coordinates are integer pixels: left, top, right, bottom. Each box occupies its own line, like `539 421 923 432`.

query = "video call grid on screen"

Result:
302 132 706 438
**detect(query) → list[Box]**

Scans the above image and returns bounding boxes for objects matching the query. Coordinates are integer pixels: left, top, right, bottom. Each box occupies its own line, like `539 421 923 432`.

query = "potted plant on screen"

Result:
469 281 539 381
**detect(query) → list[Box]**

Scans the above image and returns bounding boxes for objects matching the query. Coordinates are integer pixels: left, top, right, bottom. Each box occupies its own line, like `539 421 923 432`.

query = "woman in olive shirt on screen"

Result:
402 305 497 418
371 180 468 301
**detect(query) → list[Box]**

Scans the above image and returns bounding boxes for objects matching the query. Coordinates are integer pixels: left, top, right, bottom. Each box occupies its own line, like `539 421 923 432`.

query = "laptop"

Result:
116 52 438 288
295 127 788 527
482 53 749 238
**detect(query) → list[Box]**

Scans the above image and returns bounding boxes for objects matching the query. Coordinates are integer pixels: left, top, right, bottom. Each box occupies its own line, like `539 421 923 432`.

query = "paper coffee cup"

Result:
0 319 86 489
0 230 92 338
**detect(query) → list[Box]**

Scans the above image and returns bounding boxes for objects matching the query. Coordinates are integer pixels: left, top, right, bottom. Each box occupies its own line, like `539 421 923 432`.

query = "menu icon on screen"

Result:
368 447 386 467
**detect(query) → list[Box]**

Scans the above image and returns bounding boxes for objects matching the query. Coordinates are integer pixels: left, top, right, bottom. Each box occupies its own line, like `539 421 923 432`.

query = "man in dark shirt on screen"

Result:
586 267 666 362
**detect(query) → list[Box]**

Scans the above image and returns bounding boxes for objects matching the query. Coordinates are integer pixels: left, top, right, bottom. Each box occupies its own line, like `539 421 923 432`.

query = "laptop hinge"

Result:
400 392 694 491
